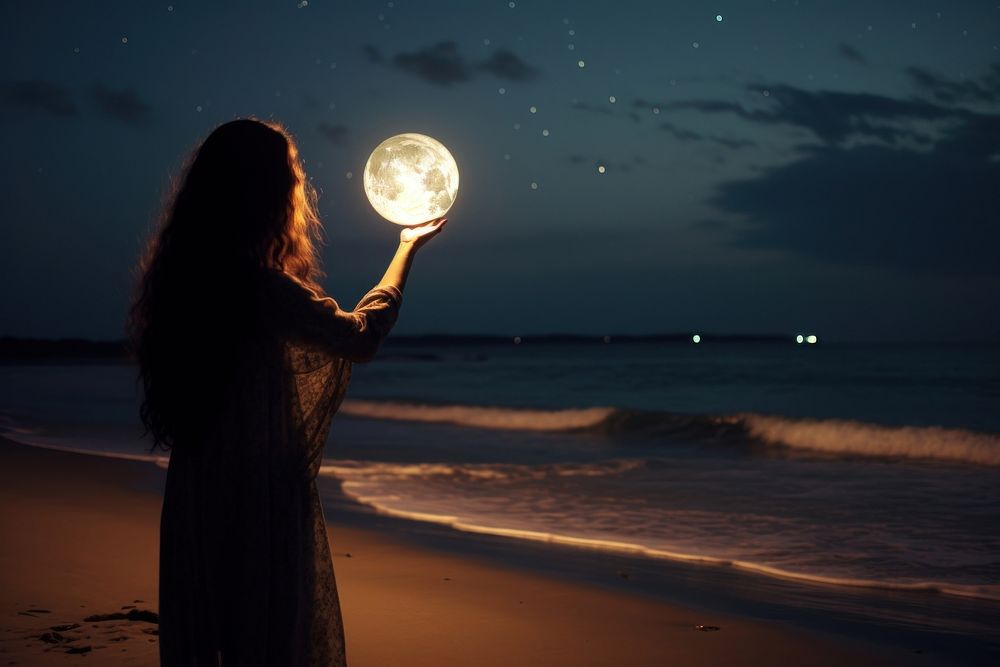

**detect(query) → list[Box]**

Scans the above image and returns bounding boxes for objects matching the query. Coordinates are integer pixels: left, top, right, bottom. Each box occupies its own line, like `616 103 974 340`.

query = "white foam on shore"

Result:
323 466 1000 603
340 400 614 431
319 458 644 482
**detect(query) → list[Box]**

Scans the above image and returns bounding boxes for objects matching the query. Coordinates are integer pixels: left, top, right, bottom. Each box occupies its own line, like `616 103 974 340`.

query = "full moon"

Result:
363 133 459 226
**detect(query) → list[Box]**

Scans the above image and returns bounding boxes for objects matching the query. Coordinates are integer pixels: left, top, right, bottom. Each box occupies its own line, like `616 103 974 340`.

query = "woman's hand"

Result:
376 217 446 297
400 217 448 249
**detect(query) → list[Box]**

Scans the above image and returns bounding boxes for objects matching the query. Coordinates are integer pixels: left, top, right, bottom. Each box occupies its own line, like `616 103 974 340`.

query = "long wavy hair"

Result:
128 119 324 451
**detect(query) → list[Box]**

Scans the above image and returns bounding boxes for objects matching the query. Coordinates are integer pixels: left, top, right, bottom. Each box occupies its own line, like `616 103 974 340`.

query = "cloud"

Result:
711 141 1000 273
713 136 757 150
905 64 1000 105
369 41 540 87
661 85 953 146
392 41 471 86
477 50 539 81
659 122 756 149
837 43 868 65
317 122 348 145
361 44 383 64
659 122 702 142
90 84 151 124
699 66 1000 274
0 80 77 116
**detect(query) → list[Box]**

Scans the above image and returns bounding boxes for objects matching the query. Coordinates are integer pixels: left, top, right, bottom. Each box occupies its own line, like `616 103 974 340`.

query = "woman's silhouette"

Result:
128 118 445 666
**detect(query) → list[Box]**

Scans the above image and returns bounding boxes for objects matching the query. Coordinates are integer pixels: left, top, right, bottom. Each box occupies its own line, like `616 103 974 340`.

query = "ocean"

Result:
2 340 998 654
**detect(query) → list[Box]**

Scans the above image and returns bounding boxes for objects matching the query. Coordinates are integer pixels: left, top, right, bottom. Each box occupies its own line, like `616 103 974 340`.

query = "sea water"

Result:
2 341 998 643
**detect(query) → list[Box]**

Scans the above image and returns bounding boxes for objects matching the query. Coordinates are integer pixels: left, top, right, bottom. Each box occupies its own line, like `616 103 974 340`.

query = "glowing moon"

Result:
363 133 459 226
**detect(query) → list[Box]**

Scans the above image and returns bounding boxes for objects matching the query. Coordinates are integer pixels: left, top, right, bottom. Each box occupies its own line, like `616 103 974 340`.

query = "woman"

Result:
128 118 446 666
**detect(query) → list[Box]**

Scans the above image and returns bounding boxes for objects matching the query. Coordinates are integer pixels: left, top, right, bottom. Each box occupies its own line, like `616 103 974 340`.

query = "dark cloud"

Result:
703 67 1000 274
392 41 471 86
714 136 757 150
712 140 1000 274
0 80 76 116
837 43 867 65
663 85 952 145
90 84 151 124
659 122 702 142
477 50 539 82
361 44 383 64
370 41 540 88
632 98 664 112
906 64 1000 105
660 122 755 149
317 122 348 145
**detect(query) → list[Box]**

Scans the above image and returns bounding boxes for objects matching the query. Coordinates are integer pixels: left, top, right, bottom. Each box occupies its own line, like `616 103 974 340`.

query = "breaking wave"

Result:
340 399 1000 466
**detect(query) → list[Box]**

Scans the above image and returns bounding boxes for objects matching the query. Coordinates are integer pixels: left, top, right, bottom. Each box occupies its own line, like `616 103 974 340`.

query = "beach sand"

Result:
0 436 901 666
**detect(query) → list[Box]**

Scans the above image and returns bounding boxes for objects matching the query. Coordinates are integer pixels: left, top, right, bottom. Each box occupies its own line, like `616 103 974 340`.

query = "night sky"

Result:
2 1 998 342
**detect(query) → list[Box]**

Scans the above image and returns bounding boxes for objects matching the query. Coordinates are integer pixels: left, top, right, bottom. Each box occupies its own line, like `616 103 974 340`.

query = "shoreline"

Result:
0 435 920 666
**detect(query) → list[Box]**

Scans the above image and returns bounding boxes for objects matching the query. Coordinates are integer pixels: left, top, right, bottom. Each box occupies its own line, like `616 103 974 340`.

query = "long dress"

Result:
158 269 402 667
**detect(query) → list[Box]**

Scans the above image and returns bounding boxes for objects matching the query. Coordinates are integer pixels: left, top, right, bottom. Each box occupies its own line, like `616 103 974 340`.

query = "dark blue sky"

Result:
2 1 998 341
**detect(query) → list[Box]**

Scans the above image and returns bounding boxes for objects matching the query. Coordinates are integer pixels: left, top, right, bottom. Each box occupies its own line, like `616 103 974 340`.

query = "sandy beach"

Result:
0 435 913 666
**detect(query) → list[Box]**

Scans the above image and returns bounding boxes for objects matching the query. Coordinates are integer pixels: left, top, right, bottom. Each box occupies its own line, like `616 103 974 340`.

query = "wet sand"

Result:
0 436 900 666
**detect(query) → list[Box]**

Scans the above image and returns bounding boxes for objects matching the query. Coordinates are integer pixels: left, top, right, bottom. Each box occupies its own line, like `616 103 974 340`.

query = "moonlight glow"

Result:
363 133 459 226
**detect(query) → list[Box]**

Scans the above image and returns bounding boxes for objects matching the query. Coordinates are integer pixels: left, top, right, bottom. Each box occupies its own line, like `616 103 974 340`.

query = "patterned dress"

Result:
158 269 401 666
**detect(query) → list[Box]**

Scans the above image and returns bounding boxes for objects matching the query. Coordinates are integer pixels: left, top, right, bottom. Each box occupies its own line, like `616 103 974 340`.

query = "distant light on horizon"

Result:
807 334 818 344
597 164 606 173
716 14 723 22
796 334 805 344
692 334 702 343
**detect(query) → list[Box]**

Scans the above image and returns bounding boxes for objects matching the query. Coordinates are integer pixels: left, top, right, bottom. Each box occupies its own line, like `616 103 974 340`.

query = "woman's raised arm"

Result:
271 216 447 362
374 216 447 294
